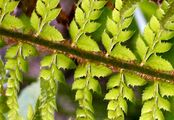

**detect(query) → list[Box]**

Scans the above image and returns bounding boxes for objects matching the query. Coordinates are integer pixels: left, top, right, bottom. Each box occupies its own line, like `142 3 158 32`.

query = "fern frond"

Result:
33 54 76 120
0 0 23 29
5 43 36 119
0 96 8 119
135 1 174 119
30 0 63 41
0 58 8 119
69 0 107 51
136 0 174 71
140 81 174 120
102 0 139 60
105 70 146 119
73 63 111 119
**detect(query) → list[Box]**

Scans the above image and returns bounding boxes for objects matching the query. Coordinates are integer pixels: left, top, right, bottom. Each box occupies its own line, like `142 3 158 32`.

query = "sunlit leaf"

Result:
77 34 100 51
91 64 112 77
40 25 63 41
145 55 173 71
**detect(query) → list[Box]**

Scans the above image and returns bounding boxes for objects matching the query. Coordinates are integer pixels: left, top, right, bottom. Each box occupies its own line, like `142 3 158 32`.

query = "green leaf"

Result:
31 11 40 31
0 0 3 8
75 7 85 26
69 20 79 42
123 85 134 102
17 56 28 72
106 17 118 36
5 1 19 13
119 97 127 114
72 79 86 90
145 55 173 71
142 84 155 101
41 55 53 67
46 0 60 9
102 31 112 52
84 22 100 33
81 0 90 13
74 64 87 79
56 54 76 69
77 34 100 51
76 109 87 119
6 97 13 106
158 95 170 111
115 108 124 119
1 14 23 29
123 6 135 18
122 17 133 29
141 99 154 114
91 64 112 77
154 42 172 53
22 44 37 58
90 11 102 20
15 68 23 82
76 109 94 119
52 65 65 84
39 69 51 80
149 16 160 32
140 113 153 120
117 30 134 42
27 105 34 120
135 36 148 60
0 96 9 113
40 77 49 89
144 25 155 46
111 44 136 60
36 0 46 17
160 82 174 97
107 100 118 111
124 72 146 86
160 30 174 40
93 1 107 9
5 59 17 70
75 90 84 100
6 88 14 97
7 79 14 89
88 78 101 94
105 88 119 100
5 45 18 59
112 9 120 23
161 0 169 12
40 25 63 41
46 8 61 22
107 74 121 89
115 0 123 11
154 109 165 120
83 89 92 102
108 111 117 119
156 8 165 20
164 21 174 31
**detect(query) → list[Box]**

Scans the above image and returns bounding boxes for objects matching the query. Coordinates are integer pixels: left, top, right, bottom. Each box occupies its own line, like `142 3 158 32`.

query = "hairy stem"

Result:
0 27 174 83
